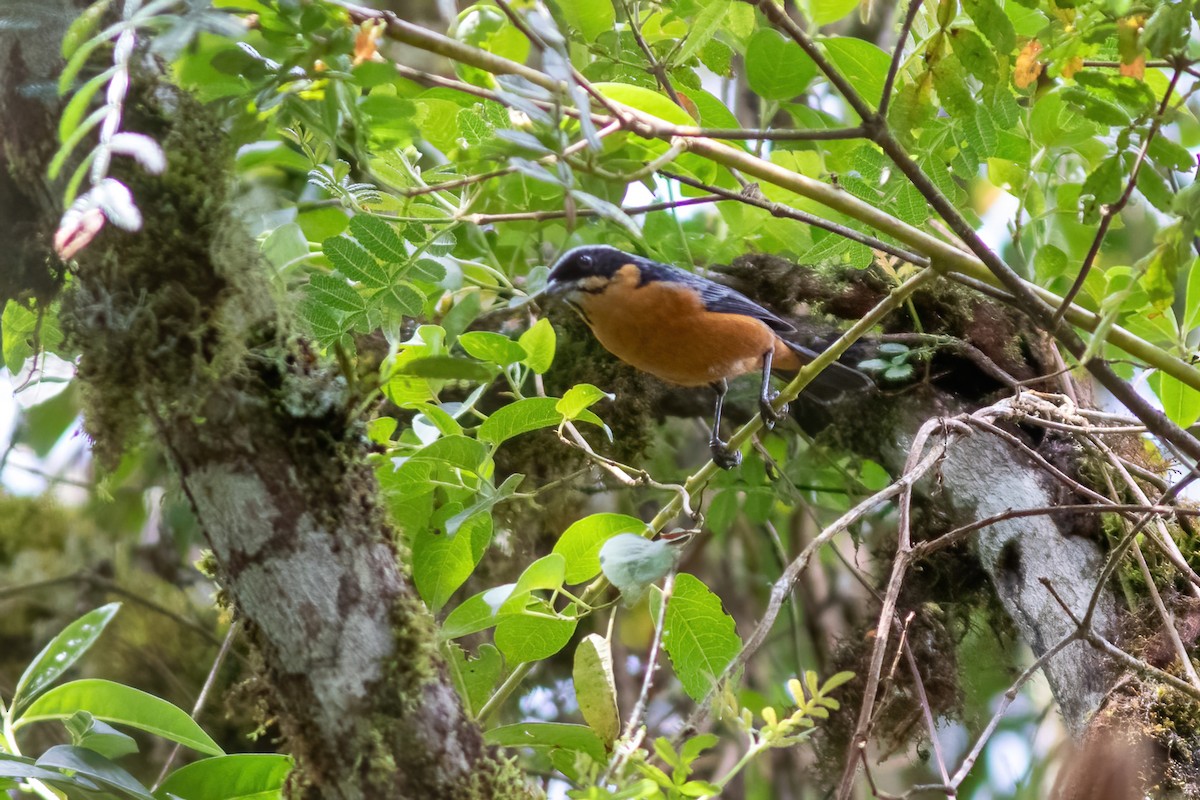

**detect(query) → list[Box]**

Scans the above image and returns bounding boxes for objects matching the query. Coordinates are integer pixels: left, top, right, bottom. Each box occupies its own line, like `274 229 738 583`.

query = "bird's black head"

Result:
544 245 631 294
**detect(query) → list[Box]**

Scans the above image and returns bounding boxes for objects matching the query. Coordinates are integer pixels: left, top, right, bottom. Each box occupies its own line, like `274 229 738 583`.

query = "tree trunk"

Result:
1 13 531 798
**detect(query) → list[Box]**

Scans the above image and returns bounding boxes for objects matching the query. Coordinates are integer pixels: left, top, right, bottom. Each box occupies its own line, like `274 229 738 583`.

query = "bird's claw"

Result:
711 440 742 470
760 396 788 429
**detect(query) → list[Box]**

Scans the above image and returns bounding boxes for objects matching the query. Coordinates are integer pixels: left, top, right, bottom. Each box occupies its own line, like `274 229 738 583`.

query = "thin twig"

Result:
455 193 723 225
620 0 684 107
900 615 950 787
670 126 867 142
1050 68 1185 330
835 418 958 798
152 622 239 790
622 573 674 740
878 0 924 118
661 170 929 266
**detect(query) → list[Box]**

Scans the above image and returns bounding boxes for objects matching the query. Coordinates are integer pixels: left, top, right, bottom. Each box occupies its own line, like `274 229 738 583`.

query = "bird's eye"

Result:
579 255 593 267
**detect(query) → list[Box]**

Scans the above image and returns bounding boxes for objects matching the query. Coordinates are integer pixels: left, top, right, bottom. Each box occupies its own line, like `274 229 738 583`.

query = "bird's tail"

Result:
780 340 874 403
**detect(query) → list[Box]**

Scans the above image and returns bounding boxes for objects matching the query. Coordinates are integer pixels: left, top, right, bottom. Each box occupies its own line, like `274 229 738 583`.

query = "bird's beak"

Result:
541 278 568 298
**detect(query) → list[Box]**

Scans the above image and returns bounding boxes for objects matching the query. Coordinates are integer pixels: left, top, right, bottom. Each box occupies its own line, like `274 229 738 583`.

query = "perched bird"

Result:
543 245 869 468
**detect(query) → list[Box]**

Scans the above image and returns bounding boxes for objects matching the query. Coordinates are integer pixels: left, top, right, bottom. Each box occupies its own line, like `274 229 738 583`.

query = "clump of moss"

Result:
386 590 438 700
60 78 277 467
0 495 70 564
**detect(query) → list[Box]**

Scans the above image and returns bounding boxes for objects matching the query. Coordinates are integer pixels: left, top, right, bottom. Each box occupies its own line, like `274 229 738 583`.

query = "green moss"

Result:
0 495 70 564
61 79 278 467
387 590 438 698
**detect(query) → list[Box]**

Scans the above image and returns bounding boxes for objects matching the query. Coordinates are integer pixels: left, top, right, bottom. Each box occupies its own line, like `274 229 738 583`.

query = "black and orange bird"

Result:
544 245 869 469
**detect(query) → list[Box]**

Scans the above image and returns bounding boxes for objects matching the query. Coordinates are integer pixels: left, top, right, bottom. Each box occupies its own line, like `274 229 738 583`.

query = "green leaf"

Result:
0 754 71 784
699 40 733 76
559 0 615 39
950 28 999 84
599 534 678 602
323 235 388 287
654 737 682 771
556 383 613 421
447 643 503 716
821 37 891 111
441 588 506 639
679 89 741 131
806 0 859 25
986 157 1024 192
457 108 493 148
399 355 498 383
478 397 563 444
261 223 309 271
36 745 154 800
961 0 1015 53
58 67 115 144
553 513 647 584
1062 87 1130 127
459 331 527 366
1147 136 1196 173
297 299 347 346
155 754 293 800
675 0 731 64
65 713 139 759
591 83 696 126
442 291 482 343
61 0 110 59
58 27 108 95
13 603 121 713
1184 257 1200 331
820 670 856 694
413 516 484 612
1081 155 1124 219
1137 165 1174 213
307 273 366 314
408 256 448 284
484 722 606 761
348 214 407 263
518 318 556 373
1030 91 1098 148
573 634 620 745
680 733 719 765
511 553 567 597
744 30 815 101
385 282 425 318
19 680 224 756
1153 372 1200 429
494 605 577 663
679 780 722 796
661 573 742 701
2 301 63 373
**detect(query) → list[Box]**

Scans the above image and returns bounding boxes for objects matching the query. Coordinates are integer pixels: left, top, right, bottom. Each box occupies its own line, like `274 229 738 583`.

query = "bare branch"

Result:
878 0 924 119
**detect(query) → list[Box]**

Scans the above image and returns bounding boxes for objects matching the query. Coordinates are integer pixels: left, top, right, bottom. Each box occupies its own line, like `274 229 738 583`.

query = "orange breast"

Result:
571 267 785 387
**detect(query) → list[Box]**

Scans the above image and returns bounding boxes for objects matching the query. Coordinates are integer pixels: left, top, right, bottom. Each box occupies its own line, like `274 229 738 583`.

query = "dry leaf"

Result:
1120 54 1146 79
1014 40 1044 89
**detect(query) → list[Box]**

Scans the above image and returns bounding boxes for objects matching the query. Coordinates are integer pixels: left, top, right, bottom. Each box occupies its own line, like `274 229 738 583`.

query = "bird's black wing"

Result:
633 256 796 333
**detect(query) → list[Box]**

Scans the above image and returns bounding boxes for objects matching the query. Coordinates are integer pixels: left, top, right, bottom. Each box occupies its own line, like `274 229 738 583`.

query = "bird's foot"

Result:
711 439 742 470
759 395 788 429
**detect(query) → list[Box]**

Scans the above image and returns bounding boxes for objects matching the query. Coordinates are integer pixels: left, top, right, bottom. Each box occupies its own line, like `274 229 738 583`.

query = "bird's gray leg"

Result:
759 346 788 428
709 379 742 469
